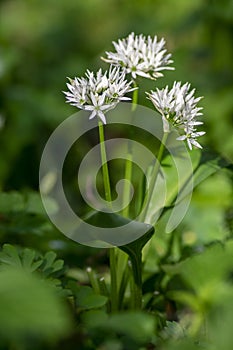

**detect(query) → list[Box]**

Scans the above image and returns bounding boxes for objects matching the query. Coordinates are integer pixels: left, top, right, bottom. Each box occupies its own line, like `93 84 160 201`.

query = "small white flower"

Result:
64 66 135 124
102 32 174 80
147 81 205 150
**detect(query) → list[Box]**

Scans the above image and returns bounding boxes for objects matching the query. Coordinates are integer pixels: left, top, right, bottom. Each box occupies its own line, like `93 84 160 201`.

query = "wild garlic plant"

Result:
64 32 205 311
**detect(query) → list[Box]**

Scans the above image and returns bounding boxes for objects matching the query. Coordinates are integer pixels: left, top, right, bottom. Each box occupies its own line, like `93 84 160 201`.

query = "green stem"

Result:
98 120 112 204
132 82 138 112
130 251 142 309
122 83 138 217
141 132 168 222
122 153 133 217
86 267 100 294
98 120 118 312
110 248 118 312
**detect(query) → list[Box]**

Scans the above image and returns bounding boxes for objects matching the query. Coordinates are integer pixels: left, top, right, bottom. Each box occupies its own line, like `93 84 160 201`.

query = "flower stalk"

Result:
98 120 118 311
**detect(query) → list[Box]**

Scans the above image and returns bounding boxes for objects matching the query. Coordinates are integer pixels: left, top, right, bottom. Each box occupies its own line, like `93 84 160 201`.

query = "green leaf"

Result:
192 150 232 189
42 251 57 270
82 309 108 328
21 248 43 272
0 267 72 341
0 244 22 267
82 209 154 249
0 244 65 278
207 292 233 350
75 286 107 310
83 310 155 344
106 312 155 343
147 150 231 226
163 243 233 291
170 150 231 207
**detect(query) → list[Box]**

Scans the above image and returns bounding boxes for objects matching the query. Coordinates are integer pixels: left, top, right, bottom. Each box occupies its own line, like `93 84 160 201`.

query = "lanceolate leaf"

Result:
147 149 232 226
192 150 232 189
82 209 154 248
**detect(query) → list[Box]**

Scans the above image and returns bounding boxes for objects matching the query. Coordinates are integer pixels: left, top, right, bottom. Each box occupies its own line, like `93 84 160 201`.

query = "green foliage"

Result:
0 0 232 349
0 244 65 278
82 310 156 348
71 283 108 310
0 267 72 343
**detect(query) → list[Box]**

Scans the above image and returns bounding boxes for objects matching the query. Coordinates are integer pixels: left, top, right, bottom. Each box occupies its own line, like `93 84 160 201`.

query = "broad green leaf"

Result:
82 309 108 328
192 150 232 189
207 292 233 350
109 312 155 343
146 149 232 227
83 310 155 344
83 209 154 250
163 243 233 291
75 285 107 310
144 148 200 224
0 267 72 341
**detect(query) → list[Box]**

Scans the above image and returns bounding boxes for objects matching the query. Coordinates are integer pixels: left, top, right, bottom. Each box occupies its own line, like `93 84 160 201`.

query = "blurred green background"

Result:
0 2 232 348
0 0 232 253
0 0 233 190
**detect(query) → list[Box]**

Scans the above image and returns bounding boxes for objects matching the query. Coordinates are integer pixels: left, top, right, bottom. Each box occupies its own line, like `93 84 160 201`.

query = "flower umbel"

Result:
64 67 135 124
102 32 174 80
147 81 205 150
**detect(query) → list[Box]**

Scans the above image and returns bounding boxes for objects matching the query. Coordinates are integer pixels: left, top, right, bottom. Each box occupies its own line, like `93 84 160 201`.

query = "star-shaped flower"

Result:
64 66 135 124
147 81 205 150
102 32 174 80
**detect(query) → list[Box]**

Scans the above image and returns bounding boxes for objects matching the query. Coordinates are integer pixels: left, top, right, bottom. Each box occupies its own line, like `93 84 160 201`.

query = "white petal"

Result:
98 111 107 124
89 110 97 120
190 139 202 149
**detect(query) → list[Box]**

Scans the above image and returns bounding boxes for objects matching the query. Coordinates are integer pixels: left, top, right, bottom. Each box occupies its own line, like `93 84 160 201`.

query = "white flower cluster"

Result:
102 32 174 80
64 67 134 124
64 32 205 149
147 82 205 149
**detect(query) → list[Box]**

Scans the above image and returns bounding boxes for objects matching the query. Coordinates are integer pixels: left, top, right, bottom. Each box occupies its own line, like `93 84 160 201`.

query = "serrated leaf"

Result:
0 245 65 280
21 248 35 269
21 248 43 272
0 244 22 267
42 251 57 270
51 259 64 273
